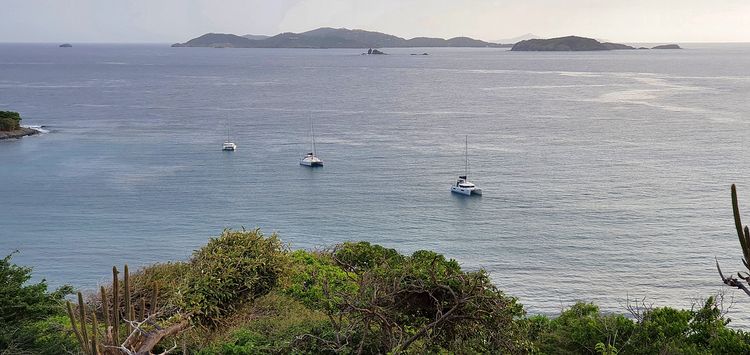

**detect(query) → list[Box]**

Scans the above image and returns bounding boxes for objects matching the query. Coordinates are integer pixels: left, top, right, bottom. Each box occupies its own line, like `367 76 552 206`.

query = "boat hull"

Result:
222 142 237 151
300 160 323 167
451 186 481 196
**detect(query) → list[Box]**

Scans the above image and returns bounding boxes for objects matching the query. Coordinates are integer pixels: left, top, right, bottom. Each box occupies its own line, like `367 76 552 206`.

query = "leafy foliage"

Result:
529 297 750 355
197 292 333 354
0 111 21 131
528 303 634 355
0 252 74 354
129 260 191 309
8 227 750 354
310 242 529 353
181 229 289 325
332 241 403 272
283 250 357 312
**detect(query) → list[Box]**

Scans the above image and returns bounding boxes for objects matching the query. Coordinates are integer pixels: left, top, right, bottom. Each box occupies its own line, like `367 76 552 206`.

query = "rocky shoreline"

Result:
0 127 40 140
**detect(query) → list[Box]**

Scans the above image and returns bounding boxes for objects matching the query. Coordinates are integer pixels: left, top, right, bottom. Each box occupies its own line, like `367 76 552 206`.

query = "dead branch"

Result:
716 258 750 297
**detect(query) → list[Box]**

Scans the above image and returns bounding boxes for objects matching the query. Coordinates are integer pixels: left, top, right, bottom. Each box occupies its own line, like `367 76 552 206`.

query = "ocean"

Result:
1 43 750 325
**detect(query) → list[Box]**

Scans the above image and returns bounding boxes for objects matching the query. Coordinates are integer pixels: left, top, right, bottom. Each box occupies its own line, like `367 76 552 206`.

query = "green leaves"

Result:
181 229 288 325
529 298 750 355
0 111 21 131
0 252 73 353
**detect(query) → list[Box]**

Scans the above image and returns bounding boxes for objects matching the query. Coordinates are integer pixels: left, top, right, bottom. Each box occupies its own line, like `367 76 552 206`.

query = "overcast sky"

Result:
3 0 749 43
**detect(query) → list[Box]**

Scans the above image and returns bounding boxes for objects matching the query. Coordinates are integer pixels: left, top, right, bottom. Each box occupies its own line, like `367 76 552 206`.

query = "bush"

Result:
0 252 73 353
530 297 750 355
129 261 191 309
528 303 635 355
181 229 289 325
298 242 529 353
197 292 333 354
8 315 79 355
283 250 357 312
332 241 403 272
0 111 21 131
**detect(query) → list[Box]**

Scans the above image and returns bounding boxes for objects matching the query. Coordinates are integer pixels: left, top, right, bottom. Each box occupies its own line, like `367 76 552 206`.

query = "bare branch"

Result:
716 258 750 297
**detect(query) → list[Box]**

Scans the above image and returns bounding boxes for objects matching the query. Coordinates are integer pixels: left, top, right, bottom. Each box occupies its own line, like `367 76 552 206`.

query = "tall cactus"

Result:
717 184 750 296
124 264 131 332
100 286 110 343
65 291 97 355
65 301 86 355
77 292 90 352
112 266 120 344
91 311 99 355
732 184 750 269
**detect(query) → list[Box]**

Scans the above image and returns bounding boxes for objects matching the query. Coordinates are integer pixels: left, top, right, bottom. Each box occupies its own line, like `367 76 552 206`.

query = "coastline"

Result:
0 127 40 140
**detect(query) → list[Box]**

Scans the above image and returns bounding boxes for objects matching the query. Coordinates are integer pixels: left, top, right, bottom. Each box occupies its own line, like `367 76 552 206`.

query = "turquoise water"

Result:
2 44 750 324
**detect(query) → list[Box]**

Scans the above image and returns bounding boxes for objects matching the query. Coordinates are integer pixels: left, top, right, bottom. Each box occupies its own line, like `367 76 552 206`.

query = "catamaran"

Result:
300 117 323 167
451 135 482 196
222 114 237 151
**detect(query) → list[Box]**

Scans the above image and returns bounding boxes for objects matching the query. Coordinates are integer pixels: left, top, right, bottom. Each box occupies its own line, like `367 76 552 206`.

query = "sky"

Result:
2 0 749 43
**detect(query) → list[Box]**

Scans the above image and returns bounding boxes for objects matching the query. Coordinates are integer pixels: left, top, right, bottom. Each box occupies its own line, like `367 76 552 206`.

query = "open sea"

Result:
2 43 750 325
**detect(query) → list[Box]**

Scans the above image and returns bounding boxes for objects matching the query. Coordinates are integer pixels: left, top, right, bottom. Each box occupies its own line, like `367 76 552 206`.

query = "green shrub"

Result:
0 252 73 353
332 241 403 272
0 111 21 131
283 250 357 311
9 315 79 355
530 297 750 355
129 260 191 308
299 242 529 353
530 302 635 355
181 229 289 325
197 292 333 354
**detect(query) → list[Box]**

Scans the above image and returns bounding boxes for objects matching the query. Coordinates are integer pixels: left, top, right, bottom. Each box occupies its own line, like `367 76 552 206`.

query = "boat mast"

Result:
226 112 231 142
310 116 316 155
465 135 468 177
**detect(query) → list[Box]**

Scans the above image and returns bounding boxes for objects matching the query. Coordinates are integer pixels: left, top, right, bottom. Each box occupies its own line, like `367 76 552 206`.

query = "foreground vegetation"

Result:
3 228 750 354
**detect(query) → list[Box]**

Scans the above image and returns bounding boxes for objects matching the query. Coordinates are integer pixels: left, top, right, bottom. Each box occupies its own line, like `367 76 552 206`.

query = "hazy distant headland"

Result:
172 27 511 49
652 44 682 49
511 35 681 51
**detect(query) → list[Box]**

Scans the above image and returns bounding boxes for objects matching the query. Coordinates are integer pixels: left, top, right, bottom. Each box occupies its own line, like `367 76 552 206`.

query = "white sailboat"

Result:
222 114 237 151
300 117 323 167
451 135 482 196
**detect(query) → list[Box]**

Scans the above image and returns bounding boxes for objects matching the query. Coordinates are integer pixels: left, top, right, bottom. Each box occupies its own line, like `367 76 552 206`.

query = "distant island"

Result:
511 36 683 51
652 44 682 49
172 27 510 49
0 111 39 140
59 43 72 48
511 36 635 51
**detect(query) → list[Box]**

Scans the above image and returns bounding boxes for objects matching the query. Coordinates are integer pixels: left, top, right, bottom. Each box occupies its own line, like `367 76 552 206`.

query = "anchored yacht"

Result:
222 141 237 151
451 136 482 196
222 115 236 151
300 117 323 167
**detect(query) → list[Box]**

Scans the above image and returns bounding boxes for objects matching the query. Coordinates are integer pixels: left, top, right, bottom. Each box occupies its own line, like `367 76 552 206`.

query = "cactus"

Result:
65 291 98 355
77 292 90 352
717 184 750 296
91 310 99 355
732 184 750 269
100 286 110 343
112 266 120 343
151 282 159 314
66 301 86 354
124 264 131 331
67 264 187 354
139 297 146 321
